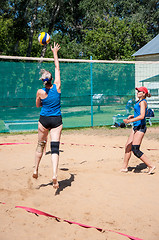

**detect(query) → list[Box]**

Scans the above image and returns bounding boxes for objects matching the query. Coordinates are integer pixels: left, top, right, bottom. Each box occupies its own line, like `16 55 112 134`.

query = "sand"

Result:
0 127 159 240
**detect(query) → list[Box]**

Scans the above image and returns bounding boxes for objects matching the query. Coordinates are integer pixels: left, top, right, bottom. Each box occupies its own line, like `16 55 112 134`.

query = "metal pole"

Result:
90 56 93 127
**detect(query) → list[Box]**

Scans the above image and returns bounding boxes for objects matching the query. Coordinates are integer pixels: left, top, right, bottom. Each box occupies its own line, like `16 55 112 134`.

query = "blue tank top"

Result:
133 99 147 126
40 84 61 116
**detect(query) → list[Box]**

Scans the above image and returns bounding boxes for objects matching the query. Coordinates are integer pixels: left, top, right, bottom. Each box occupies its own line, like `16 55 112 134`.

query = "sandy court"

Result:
0 127 159 240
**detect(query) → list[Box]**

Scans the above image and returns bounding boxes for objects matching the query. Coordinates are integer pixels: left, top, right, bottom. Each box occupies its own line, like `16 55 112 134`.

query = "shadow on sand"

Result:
55 174 75 195
36 173 75 195
128 163 148 173
45 150 64 155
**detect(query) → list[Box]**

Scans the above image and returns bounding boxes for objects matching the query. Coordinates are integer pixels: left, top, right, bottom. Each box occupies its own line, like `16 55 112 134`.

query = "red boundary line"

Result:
0 202 143 240
0 142 31 145
1 142 158 151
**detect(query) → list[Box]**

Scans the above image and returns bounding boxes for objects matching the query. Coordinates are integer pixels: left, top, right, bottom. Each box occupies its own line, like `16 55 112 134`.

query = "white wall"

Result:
134 57 159 108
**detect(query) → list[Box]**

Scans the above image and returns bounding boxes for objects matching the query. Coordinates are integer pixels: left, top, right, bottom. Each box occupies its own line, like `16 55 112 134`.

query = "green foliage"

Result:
83 16 150 60
0 0 158 59
0 16 15 54
49 33 83 59
109 0 159 35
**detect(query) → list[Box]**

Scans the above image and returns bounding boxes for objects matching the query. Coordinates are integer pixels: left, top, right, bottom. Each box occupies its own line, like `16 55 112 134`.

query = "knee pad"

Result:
50 141 60 155
132 145 143 158
36 140 46 153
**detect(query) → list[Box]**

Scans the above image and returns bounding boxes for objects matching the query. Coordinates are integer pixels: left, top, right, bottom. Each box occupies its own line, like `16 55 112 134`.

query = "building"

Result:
132 34 159 108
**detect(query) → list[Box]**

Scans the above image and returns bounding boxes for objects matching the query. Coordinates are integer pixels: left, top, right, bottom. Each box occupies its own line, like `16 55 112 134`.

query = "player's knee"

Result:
125 143 132 153
50 141 60 155
131 145 143 158
36 140 46 153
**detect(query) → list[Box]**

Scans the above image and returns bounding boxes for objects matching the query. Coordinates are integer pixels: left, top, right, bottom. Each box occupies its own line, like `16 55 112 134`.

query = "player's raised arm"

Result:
51 43 61 92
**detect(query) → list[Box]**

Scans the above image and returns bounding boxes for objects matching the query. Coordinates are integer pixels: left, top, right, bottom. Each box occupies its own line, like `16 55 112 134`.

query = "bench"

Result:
112 114 158 126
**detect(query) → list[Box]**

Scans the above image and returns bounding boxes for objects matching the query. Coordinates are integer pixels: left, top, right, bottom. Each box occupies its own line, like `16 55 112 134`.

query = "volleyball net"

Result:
0 56 159 132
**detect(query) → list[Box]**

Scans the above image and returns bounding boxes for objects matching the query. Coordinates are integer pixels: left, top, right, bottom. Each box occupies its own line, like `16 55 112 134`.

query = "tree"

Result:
26 0 38 57
83 16 150 60
0 17 15 55
0 0 158 59
39 0 84 58
79 0 159 36
108 0 159 36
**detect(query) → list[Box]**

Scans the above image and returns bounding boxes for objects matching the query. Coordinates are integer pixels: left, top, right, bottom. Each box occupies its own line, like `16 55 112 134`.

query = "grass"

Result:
1 123 159 137
1 104 159 133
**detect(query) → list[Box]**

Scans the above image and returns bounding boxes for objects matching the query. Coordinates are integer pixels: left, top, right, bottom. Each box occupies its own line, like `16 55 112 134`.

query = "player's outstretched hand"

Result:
51 42 61 54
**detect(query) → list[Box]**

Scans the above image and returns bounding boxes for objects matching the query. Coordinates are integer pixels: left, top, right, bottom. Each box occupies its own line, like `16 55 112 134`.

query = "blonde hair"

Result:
39 69 52 85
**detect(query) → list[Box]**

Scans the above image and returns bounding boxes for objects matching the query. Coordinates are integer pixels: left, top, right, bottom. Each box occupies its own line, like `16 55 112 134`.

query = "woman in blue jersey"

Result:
121 87 155 174
33 42 62 189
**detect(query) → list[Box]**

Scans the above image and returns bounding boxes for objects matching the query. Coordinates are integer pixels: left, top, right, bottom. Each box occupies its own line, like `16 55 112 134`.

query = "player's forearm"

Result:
54 52 60 70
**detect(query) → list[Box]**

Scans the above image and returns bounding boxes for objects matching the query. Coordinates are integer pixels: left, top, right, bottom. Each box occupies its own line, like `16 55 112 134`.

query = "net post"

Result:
90 56 93 127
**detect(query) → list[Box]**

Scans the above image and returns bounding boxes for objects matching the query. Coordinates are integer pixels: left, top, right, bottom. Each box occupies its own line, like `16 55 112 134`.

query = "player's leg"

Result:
33 122 49 178
121 128 134 172
50 124 63 188
132 131 155 174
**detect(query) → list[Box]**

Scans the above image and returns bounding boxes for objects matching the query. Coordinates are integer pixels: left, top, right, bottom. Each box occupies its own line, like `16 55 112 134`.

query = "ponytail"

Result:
146 93 151 98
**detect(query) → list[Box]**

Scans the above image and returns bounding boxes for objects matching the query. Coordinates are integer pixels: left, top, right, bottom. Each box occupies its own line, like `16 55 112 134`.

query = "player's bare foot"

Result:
120 168 128 173
32 171 38 179
53 178 59 189
148 166 156 175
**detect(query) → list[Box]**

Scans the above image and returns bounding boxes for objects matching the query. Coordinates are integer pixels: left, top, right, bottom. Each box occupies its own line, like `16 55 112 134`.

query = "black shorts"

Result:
39 115 62 130
133 124 147 133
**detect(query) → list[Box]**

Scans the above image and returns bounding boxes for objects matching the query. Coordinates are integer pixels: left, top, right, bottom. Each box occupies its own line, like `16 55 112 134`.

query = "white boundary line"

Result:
0 55 159 64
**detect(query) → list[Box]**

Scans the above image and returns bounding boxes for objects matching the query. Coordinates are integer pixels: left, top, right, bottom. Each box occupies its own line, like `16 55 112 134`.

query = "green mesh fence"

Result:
0 60 135 132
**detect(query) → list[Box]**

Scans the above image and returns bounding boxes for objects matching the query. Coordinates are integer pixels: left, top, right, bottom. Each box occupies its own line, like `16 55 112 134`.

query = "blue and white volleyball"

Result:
38 32 50 45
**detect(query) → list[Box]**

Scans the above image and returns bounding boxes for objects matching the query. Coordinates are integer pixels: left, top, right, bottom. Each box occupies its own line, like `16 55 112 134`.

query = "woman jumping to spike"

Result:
33 42 62 189
121 87 156 175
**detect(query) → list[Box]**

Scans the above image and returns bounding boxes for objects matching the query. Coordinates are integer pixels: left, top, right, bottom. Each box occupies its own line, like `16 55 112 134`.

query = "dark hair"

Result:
146 93 151 98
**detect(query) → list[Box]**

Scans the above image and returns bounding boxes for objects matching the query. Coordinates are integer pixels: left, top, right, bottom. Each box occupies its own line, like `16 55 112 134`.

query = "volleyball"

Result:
38 32 50 45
